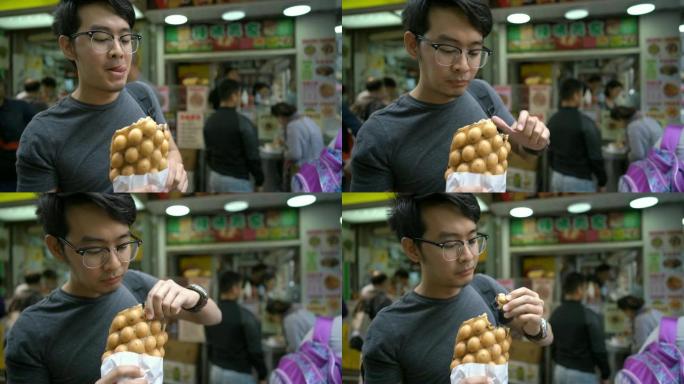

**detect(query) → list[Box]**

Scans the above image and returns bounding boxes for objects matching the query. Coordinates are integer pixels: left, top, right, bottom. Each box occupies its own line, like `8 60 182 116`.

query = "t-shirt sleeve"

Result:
16 119 58 191
362 314 403 383
122 269 159 303
5 313 51 383
350 118 394 191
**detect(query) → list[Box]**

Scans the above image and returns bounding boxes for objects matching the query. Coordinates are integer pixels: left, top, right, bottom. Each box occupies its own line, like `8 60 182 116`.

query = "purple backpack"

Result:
292 131 342 192
619 124 684 192
616 317 684 384
271 317 342 384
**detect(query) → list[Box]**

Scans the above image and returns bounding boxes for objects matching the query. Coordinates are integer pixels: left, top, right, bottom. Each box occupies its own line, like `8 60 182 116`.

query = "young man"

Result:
363 194 553 383
16 0 187 192
5 194 221 384
351 0 550 192
203 79 264 192
549 273 610 384
205 271 267 384
548 78 606 192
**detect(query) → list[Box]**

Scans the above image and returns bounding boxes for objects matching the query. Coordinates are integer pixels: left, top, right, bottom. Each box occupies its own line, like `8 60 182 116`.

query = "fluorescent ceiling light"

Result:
342 12 402 29
133 5 144 20
165 14 188 25
283 5 311 17
627 3 655 16
564 9 588 20
476 197 489 213
0 205 37 222
507 13 530 24
510 207 533 218
224 201 249 212
132 195 145 211
222 11 246 21
287 195 316 208
629 196 658 209
679 24 684 33
335 25 342 34
166 205 190 216
0 13 53 30
567 202 591 214
342 207 389 223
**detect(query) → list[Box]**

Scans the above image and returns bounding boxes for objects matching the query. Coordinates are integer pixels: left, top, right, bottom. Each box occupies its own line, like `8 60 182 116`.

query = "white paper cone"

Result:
446 172 507 192
112 168 169 192
101 351 163 384
450 362 508 384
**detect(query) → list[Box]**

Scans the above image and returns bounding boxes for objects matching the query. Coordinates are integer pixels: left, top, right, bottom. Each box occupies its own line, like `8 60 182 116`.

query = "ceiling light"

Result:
0 205 37 222
679 24 684 33
132 195 145 211
165 14 188 25
567 202 591 214
342 207 389 223
476 197 489 213
564 9 588 20
627 3 655 16
287 195 316 208
629 196 658 209
510 207 533 218
0 13 53 30
224 201 249 212
222 11 245 21
283 5 311 17
507 13 530 24
166 205 190 216
335 25 342 34
342 12 402 29
133 5 144 20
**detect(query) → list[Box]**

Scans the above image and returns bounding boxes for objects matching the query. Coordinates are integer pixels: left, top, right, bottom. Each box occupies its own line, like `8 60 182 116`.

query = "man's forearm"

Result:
530 321 554 347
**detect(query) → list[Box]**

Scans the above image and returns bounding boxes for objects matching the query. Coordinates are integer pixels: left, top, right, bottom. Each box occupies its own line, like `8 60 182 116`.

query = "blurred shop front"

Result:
341 192 684 384
0 192 342 384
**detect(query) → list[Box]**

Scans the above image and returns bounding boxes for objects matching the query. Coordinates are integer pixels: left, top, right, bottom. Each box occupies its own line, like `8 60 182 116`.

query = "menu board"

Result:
303 229 342 316
165 19 294 54
300 37 339 139
176 111 205 149
493 85 512 110
166 209 298 245
507 18 638 53
644 37 681 125
646 230 684 316
510 211 641 246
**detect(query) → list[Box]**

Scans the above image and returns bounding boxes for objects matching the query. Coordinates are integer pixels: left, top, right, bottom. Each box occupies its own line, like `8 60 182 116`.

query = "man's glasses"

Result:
58 235 142 269
411 233 488 261
413 33 492 69
70 30 142 54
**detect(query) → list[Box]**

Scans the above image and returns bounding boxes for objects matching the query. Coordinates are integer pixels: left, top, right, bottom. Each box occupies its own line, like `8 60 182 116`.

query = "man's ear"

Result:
400 237 422 264
45 235 66 263
58 35 77 63
404 31 419 60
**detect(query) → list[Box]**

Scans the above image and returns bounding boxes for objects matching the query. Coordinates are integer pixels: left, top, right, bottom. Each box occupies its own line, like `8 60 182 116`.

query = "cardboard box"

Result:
164 339 199 364
163 360 197 384
509 339 542 364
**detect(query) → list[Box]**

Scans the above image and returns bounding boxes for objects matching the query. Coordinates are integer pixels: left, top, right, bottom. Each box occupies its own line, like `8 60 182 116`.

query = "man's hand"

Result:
492 111 550 151
502 287 545 337
95 366 147 384
459 376 492 384
165 157 188 192
144 279 200 320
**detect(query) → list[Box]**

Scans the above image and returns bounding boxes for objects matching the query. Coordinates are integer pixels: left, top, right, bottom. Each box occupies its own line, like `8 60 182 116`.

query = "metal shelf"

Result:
509 240 643 256
166 239 301 254
506 47 641 62
163 48 297 63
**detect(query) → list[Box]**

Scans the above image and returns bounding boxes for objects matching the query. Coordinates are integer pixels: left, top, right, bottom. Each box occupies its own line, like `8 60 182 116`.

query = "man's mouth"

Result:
102 275 123 284
457 267 474 277
108 65 127 73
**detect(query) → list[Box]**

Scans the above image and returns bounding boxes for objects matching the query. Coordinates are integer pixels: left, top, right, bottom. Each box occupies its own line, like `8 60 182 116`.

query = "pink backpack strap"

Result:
660 125 684 152
312 316 333 344
658 316 678 345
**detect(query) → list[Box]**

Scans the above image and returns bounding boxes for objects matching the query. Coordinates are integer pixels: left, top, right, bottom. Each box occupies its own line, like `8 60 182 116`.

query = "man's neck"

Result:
409 81 455 105
220 293 239 300
219 102 237 108
414 280 461 299
560 102 578 108
564 294 582 301
72 85 120 105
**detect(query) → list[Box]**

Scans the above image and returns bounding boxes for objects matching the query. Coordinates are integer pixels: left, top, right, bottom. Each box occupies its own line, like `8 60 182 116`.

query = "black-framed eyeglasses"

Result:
69 30 142 54
411 233 488 261
413 33 492 69
58 234 142 269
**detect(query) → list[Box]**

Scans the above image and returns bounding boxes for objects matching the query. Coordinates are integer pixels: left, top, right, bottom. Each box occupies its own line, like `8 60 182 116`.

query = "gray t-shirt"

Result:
362 274 507 384
350 80 515 192
5 270 158 384
16 82 166 192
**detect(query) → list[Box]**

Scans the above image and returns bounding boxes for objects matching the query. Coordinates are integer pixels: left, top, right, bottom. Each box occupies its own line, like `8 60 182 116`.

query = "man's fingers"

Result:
144 281 162 319
491 116 515 135
517 110 529 132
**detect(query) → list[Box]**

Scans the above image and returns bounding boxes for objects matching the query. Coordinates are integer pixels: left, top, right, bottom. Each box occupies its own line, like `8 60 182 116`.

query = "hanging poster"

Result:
647 230 684 315
644 37 681 125
176 111 205 149
303 228 341 317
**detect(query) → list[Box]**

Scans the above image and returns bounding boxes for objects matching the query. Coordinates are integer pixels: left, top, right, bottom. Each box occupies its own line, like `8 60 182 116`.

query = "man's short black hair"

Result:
265 299 292 315
617 295 645 312
610 106 637 121
219 270 242 293
604 80 623 98
24 272 42 285
388 193 480 241
587 75 602 84
366 78 383 92
218 79 240 101
52 0 135 37
36 193 136 239
252 82 270 96
42 269 57 280
402 0 493 38
41 76 57 88
560 78 585 102
24 80 41 93
382 77 397 88
596 264 611 274
371 272 388 286
562 272 586 295
394 268 409 279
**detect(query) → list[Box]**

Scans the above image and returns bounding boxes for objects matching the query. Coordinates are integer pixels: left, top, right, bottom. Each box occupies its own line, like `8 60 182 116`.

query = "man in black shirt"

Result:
549 272 610 384
548 78 607 192
0 78 37 191
204 79 264 192
205 271 267 384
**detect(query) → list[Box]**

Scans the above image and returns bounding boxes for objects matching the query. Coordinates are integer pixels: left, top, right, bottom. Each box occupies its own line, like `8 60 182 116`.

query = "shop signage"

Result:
164 19 294 53
646 230 683 315
507 17 638 53
510 211 641 246
303 228 341 317
166 209 298 245
176 111 205 149
643 37 681 125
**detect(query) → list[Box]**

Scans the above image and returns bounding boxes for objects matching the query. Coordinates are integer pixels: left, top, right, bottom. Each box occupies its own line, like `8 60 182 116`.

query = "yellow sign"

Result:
0 0 58 12
342 0 405 11
0 193 38 203
342 193 395 206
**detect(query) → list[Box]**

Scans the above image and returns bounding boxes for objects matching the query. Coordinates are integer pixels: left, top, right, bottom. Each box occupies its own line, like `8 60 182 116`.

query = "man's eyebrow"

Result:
88 25 132 34
435 35 483 47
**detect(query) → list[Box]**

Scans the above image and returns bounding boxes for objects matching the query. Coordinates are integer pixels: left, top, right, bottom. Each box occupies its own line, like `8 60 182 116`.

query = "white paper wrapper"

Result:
450 362 508 384
446 172 507 192
101 351 163 384
112 168 169 192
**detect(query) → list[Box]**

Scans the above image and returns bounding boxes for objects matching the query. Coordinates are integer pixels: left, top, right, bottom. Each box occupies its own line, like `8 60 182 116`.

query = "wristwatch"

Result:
184 284 208 313
524 318 548 341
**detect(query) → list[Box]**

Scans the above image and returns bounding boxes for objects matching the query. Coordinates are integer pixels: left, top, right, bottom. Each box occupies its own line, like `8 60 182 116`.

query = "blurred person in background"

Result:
209 67 241 110
41 76 60 106
611 106 662 163
3 289 44 345
253 82 272 106
617 295 663 353
265 292 316 353
0 77 37 191
352 78 387 122
41 269 59 295
601 79 623 110
383 76 399 104
17 79 48 112
14 272 43 296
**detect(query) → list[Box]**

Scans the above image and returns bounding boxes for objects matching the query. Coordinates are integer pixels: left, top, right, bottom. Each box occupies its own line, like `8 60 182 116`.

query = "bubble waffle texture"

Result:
444 119 511 179
451 313 512 369
102 304 168 361
109 117 170 181
496 293 508 310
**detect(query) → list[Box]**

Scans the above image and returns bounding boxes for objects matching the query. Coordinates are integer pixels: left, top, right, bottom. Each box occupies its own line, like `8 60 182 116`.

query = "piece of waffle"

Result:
102 304 168 361
444 119 511 179
109 117 170 181
451 313 512 368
